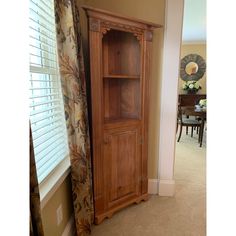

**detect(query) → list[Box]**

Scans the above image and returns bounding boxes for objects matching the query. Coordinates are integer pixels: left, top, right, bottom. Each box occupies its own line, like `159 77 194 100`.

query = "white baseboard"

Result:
148 179 159 194
62 214 75 236
158 179 175 196
148 179 175 196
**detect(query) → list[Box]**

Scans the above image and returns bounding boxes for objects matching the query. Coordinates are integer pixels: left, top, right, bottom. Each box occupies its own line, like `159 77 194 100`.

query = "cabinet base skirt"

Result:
94 193 149 224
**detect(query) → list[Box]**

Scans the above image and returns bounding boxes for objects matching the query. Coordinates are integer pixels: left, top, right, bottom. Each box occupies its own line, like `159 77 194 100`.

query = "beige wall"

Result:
41 175 74 236
78 0 166 179
179 43 207 94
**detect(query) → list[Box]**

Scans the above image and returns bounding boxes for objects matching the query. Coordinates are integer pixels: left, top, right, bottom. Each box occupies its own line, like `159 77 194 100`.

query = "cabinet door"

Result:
103 126 141 209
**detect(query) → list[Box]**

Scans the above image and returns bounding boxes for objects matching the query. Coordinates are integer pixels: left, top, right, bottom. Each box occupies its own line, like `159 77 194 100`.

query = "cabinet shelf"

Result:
103 74 140 80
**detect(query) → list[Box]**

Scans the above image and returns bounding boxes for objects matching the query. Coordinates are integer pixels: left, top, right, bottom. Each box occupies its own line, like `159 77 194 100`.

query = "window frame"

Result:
29 0 71 204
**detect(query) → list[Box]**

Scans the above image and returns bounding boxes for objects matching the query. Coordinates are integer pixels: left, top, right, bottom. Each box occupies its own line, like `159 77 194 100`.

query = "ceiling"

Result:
182 0 206 43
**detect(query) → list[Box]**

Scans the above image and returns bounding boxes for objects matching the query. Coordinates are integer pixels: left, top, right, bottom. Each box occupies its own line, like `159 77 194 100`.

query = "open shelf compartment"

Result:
102 29 141 123
102 29 141 77
103 78 141 122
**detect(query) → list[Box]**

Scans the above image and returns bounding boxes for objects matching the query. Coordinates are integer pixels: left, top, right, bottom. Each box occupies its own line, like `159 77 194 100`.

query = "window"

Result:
29 0 69 184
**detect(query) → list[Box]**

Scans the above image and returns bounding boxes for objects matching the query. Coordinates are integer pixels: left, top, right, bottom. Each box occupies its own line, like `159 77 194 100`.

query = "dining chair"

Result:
177 106 202 143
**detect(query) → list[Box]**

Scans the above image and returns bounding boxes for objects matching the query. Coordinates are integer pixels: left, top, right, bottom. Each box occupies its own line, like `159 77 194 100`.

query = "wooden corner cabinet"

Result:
82 6 162 224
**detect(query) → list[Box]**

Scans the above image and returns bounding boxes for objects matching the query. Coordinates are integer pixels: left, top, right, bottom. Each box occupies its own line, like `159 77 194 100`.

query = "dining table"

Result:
181 105 206 147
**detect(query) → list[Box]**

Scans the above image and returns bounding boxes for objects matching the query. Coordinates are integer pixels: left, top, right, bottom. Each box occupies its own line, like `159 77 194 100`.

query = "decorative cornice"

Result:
82 5 163 29
101 21 143 33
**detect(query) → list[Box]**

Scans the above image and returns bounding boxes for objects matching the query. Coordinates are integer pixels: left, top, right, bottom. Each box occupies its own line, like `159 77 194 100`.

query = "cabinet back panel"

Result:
120 79 140 118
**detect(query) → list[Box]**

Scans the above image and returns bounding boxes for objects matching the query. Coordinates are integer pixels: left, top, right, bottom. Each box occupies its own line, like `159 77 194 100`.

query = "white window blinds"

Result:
29 0 69 183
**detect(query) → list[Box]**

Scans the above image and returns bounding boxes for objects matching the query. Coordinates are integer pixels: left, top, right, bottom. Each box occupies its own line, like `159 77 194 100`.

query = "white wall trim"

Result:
148 179 175 196
158 179 175 196
182 40 206 45
148 179 159 194
62 214 75 236
158 0 184 196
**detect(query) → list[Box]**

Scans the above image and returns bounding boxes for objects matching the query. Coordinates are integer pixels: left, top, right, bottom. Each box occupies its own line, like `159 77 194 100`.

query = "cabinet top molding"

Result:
82 5 163 30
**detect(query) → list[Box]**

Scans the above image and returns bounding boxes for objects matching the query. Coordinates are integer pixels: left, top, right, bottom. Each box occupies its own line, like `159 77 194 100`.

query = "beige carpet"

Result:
91 127 206 236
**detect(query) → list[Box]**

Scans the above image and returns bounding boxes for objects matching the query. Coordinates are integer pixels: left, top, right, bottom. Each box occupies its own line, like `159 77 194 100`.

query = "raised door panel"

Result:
103 126 141 209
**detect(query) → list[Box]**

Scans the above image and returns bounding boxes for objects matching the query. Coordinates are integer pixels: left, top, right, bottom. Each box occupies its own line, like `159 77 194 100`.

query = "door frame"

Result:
158 0 184 196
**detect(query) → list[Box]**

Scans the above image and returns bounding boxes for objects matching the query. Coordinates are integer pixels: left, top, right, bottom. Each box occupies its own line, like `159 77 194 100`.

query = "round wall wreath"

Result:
180 54 206 81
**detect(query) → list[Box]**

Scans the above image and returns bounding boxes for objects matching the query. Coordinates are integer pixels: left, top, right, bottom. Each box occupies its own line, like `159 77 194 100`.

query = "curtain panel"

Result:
54 0 94 235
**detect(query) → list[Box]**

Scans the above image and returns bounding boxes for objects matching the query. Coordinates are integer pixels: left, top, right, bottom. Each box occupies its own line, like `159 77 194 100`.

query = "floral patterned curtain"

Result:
30 128 44 236
54 0 94 235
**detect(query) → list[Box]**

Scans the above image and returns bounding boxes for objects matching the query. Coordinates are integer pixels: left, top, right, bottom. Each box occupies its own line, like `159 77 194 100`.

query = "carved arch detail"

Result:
100 21 143 43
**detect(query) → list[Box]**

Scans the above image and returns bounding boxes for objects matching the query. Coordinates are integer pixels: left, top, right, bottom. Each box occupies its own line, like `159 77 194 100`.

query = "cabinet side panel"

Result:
103 79 122 120
89 30 104 213
102 37 109 76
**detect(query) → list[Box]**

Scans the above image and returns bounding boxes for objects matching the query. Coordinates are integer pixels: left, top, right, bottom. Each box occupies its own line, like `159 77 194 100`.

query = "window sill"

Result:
39 156 71 209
